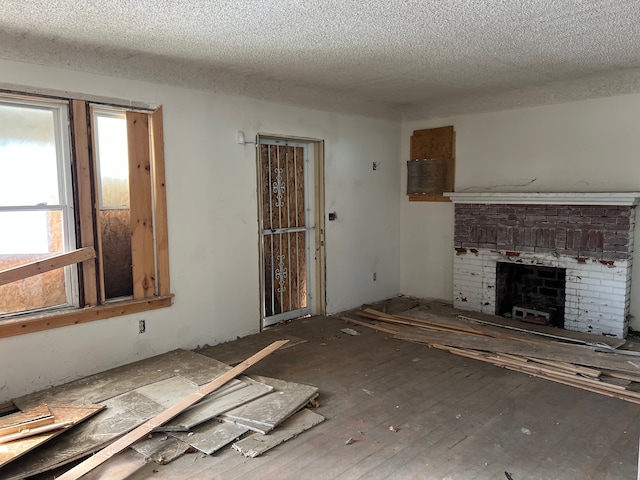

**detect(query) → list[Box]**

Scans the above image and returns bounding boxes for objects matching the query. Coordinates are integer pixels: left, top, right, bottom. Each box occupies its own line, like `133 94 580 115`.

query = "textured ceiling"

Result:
1 0 640 120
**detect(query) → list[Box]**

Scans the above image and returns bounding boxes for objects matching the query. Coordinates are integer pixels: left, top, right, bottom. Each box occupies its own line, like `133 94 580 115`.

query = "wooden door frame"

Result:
256 134 326 330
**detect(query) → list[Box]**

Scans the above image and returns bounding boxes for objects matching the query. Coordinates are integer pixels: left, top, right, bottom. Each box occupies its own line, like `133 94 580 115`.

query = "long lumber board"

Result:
394 329 640 375
433 344 640 403
57 340 288 480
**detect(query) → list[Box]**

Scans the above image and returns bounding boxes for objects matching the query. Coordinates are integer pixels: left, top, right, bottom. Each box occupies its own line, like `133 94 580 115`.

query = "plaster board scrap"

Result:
131 433 191 464
13 349 231 410
159 376 273 432
232 408 325 458
0 391 164 480
134 376 200 409
220 375 318 429
170 421 248 455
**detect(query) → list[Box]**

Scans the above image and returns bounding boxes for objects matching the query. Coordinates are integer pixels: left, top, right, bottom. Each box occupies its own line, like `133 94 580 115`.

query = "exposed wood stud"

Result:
150 106 171 296
127 111 155 299
71 100 99 306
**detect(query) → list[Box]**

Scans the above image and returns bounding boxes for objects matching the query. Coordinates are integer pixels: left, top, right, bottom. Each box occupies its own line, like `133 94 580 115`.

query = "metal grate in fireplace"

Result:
495 262 566 328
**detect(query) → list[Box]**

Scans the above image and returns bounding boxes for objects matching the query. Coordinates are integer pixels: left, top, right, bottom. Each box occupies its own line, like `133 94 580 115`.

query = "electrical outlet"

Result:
138 319 146 334
373 272 377 281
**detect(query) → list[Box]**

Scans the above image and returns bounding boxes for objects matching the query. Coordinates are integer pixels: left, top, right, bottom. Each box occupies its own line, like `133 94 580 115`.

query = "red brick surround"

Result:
454 204 633 261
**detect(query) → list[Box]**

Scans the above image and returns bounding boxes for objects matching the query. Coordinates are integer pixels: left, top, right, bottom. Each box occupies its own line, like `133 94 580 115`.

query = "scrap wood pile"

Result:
0 342 323 479
343 308 640 405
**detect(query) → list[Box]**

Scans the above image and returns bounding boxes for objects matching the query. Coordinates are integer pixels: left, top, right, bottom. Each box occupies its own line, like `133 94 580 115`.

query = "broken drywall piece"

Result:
158 376 273 432
171 420 248 455
131 433 191 464
232 408 324 457
220 375 318 429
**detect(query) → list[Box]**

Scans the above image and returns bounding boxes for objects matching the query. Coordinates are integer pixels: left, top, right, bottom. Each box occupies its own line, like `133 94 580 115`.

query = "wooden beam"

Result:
0 295 172 339
58 340 289 480
127 111 155 299
0 247 95 287
71 100 98 306
150 106 170 296
88 105 106 304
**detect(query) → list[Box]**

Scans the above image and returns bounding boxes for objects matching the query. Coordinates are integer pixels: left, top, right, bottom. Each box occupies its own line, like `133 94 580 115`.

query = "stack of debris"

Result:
0 343 323 479
344 308 640 405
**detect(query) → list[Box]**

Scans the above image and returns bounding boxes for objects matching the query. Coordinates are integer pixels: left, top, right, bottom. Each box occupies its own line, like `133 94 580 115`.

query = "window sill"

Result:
0 295 173 339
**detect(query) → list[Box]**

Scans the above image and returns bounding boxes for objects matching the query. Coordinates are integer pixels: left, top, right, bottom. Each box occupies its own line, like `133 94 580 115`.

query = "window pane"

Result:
95 114 130 208
0 209 68 315
93 109 134 299
0 103 60 206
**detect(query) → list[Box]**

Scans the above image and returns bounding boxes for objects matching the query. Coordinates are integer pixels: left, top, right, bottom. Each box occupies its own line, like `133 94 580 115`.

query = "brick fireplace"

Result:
445 193 640 338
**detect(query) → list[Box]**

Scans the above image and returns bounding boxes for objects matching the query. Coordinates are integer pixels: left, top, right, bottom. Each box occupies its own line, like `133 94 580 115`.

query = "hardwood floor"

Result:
120 313 640 480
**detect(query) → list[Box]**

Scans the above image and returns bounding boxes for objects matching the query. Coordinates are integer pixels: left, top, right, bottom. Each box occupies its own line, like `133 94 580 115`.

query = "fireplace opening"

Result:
495 262 566 328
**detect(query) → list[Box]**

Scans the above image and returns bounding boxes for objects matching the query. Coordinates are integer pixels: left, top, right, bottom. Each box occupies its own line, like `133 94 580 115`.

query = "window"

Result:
0 93 171 337
0 98 78 315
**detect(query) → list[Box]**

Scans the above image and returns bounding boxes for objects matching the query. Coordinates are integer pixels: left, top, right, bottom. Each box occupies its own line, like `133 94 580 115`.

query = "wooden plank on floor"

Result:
394 328 640 375
232 408 325 458
171 420 249 455
0 391 163 480
82 448 148 480
0 404 104 470
160 377 273 432
220 375 318 429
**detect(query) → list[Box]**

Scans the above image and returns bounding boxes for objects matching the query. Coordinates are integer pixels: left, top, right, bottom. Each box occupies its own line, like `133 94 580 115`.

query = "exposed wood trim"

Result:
150 107 171 296
0 295 172 339
314 141 326 316
0 247 95 287
72 100 98 306
408 193 452 202
127 111 155 299
88 105 106 304
58 340 289 480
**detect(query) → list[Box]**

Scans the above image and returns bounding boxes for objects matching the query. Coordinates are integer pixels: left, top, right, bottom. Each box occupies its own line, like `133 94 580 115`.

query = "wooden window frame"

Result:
0 94 172 338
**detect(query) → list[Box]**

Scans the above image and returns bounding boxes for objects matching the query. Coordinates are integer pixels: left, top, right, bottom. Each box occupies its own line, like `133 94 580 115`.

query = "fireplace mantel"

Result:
444 192 640 206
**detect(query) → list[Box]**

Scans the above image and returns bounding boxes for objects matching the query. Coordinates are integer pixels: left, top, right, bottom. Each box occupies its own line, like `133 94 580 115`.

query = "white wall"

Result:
400 93 640 329
0 59 400 402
